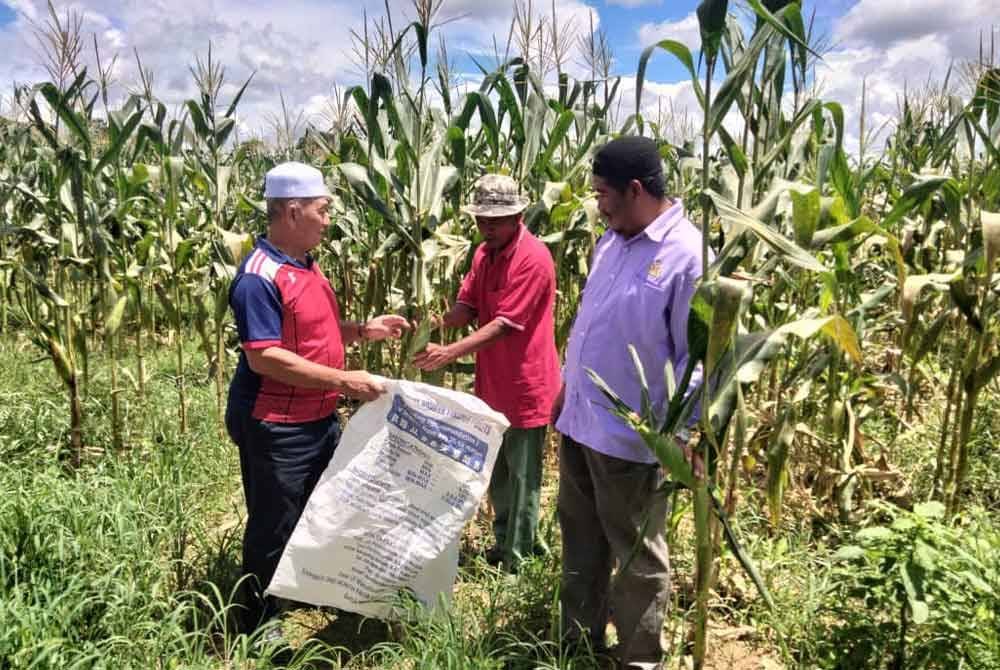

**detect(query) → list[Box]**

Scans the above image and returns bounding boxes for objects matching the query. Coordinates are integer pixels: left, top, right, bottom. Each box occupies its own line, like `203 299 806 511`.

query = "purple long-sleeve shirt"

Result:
556 201 706 463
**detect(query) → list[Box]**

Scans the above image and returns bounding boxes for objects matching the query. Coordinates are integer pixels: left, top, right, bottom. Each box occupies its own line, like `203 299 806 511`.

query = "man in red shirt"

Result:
227 161 408 632
414 174 560 571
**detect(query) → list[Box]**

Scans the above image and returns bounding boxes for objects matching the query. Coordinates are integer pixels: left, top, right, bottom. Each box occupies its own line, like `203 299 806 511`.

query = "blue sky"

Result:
0 0 996 149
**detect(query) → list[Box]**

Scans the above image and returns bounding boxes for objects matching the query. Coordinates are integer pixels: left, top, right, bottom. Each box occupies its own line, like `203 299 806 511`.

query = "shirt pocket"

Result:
635 264 671 292
615 270 669 341
624 268 669 306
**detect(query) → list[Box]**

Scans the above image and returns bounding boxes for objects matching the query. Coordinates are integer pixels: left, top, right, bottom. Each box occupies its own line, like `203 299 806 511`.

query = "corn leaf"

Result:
982 210 1000 272
405 318 434 362
533 109 574 175
105 296 129 336
95 109 143 173
790 188 820 247
40 82 92 157
636 40 705 118
705 277 750 376
883 176 954 229
776 316 862 363
697 0 728 62
706 23 775 137
900 273 952 323
707 190 825 273
765 412 795 525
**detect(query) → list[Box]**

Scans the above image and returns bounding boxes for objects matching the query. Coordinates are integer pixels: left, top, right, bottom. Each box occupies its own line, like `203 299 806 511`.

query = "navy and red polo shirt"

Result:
228 236 345 423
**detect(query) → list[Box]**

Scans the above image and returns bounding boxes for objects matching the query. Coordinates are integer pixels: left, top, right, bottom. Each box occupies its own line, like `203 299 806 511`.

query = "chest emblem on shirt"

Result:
647 260 663 279
288 272 297 284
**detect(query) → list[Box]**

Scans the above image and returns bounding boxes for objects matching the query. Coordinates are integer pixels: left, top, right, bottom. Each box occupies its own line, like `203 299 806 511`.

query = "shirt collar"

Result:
621 200 684 246
257 235 311 269
489 223 526 262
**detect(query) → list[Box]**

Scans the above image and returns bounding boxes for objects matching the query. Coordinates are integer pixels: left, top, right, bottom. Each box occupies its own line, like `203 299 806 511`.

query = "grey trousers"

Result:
558 435 670 669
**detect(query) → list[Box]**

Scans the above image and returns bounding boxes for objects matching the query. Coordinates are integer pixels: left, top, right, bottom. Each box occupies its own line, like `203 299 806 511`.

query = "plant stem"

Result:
174 281 188 435
931 331 960 500
694 48 716 670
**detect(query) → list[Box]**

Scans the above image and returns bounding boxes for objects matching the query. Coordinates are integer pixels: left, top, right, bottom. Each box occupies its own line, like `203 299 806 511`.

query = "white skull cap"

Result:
264 162 332 199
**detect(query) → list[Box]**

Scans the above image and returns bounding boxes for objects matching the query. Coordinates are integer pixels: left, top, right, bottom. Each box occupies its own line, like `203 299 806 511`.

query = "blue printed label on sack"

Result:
386 395 488 473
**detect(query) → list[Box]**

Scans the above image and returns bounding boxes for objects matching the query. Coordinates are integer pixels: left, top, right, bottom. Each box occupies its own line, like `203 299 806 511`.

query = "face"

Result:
592 174 635 234
290 197 332 252
475 214 521 250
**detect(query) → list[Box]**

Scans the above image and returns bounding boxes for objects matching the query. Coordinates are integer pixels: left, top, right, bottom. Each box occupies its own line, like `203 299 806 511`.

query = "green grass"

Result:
0 336 610 669
1 334 999 669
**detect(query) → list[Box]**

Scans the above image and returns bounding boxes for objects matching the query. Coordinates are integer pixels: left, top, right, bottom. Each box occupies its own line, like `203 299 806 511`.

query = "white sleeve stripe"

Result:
259 256 280 282
245 250 280 283
245 249 264 274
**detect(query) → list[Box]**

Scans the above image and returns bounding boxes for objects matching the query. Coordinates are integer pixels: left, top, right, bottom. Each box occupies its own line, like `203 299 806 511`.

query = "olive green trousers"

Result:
489 426 546 567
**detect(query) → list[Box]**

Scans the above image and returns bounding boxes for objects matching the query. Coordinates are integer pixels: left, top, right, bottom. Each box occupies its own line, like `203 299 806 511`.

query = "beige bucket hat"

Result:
461 174 531 217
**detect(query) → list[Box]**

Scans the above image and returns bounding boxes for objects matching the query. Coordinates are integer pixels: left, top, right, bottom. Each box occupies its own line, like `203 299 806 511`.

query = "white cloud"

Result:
440 0 598 61
637 12 700 51
626 2 993 157
0 0 600 135
836 0 992 46
1 0 365 126
835 0 998 66
615 74 701 136
4 0 990 156
816 13 998 155
4 0 38 21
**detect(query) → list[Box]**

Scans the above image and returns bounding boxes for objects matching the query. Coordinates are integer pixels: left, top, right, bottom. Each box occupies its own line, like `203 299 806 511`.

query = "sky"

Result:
0 0 997 153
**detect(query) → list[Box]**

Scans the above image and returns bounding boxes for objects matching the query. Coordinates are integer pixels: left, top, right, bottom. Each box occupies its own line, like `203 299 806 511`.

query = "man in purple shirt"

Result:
553 136 705 670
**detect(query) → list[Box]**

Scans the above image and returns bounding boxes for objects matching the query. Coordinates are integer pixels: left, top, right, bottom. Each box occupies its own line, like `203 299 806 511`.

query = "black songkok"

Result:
592 136 663 182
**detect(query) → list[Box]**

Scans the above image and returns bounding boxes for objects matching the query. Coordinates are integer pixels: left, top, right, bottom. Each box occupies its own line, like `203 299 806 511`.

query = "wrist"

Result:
328 367 348 392
358 320 370 341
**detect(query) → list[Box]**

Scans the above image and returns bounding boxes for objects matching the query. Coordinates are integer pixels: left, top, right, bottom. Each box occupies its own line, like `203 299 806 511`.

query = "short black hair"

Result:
592 136 666 199
266 197 313 221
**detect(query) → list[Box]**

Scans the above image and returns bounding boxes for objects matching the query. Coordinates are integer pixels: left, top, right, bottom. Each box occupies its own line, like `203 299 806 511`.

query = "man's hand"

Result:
363 314 410 341
339 370 385 402
412 343 455 371
550 384 566 425
680 438 706 480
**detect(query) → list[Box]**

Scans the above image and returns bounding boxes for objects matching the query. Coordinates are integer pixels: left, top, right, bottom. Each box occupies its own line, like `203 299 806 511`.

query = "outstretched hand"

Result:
412 342 455 371
364 314 410 341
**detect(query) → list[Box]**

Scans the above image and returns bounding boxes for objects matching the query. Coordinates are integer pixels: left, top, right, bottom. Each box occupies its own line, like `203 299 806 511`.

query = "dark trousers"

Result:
557 435 670 669
225 401 341 629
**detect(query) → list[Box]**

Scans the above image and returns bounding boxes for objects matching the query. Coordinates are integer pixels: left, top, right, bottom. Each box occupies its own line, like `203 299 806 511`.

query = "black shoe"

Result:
484 545 503 566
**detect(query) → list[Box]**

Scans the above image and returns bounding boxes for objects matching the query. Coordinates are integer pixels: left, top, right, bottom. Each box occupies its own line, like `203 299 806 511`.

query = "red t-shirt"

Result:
457 226 561 428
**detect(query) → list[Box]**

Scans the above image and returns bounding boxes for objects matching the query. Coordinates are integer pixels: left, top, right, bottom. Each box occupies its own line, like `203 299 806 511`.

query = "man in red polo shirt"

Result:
414 174 560 571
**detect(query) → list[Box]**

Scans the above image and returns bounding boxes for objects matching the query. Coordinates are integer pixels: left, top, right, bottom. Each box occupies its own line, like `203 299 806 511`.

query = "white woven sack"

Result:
267 378 509 618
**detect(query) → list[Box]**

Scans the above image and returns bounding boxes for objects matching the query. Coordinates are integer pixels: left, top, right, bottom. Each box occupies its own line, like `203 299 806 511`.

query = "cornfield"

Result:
2 0 999 668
